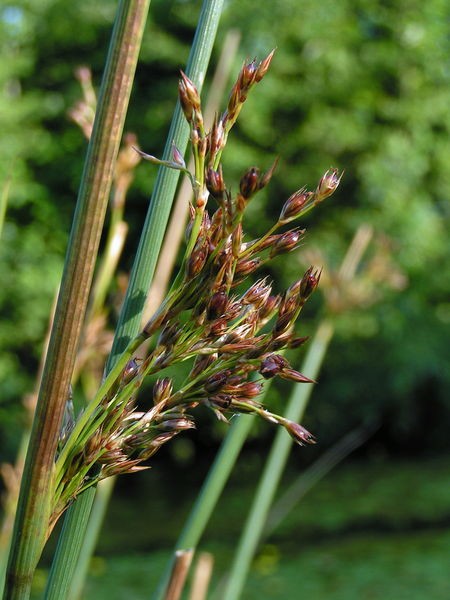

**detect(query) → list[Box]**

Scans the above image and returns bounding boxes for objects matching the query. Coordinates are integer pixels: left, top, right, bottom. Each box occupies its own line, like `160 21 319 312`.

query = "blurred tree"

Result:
1 0 449 461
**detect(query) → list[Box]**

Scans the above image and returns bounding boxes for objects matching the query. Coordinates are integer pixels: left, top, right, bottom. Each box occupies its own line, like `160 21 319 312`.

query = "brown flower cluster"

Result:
56 52 341 512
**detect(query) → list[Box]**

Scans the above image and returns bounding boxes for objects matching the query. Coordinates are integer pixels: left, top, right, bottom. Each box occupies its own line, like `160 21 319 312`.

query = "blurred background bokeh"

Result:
1 1 449 598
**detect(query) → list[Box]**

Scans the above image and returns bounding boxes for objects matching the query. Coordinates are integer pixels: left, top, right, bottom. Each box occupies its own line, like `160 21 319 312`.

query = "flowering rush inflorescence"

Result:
52 51 341 526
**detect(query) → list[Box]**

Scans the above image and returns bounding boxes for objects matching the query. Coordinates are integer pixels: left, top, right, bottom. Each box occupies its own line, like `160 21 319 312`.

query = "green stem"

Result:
2 2 150 598
152 414 256 600
46 2 225 599
18 3 151 600
110 0 225 358
66 479 115 600
222 321 334 600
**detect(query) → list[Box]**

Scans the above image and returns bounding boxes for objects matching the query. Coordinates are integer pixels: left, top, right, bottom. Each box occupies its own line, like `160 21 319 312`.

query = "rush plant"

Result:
51 51 341 532
2 4 341 597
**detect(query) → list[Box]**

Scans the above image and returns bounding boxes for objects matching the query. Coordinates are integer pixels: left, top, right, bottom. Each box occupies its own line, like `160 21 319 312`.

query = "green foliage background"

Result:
1 0 449 462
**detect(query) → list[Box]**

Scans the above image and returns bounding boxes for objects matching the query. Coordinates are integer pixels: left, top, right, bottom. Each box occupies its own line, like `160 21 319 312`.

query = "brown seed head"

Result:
259 157 279 189
279 188 313 223
218 339 259 354
259 294 282 320
206 166 225 200
236 381 263 398
241 278 272 307
204 370 230 393
288 336 309 349
153 378 173 405
209 318 228 336
259 354 289 379
279 280 302 317
207 290 228 319
255 49 276 82
278 368 315 384
239 167 260 200
270 228 305 258
209 117 225 157
299 266 322 300
178 71 201 122
273 312 294 337
191 353 217 378
208 394 232 410
158 322 181 348
315 168 342 202
283 420 316 445
235 258 261 276
187 236 209 279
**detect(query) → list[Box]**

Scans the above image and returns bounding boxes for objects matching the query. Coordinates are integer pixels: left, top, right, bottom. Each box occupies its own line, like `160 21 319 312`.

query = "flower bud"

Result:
255 49 276 82
270 228 305 258
122 358 140 383
204 370 230 393
158 417 195 432
171 143 185 168
235 258 261 276
187 236 209 279
299 266 321 300
283 420 316 446
153 378 173 405
259 354 288 379
279 188 313 223
207 290 228 319
206 166 225 200
240 59 258 89
315 168 342 202
232 223 243 258
179 71 201 122
239 167 260 199
209 117 225 156
241 278 272 307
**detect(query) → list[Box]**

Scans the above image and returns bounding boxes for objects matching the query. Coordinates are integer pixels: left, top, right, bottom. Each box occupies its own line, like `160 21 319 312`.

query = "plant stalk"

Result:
221 321 334 600
2 2 151 599
46 2 224 598
221 225 374 599
153 413 256 600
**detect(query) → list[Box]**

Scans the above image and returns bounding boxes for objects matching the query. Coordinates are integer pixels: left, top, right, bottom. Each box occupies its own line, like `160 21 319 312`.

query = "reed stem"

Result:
47 2 224 598
2 2 151 599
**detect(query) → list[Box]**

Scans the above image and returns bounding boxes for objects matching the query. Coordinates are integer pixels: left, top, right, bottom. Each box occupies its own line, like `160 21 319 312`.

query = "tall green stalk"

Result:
0 0 152 600
69 22 232 600
2 3 151 599
222 226 373 599
152 413 255 600
45 2 224 598
110 0 225 360
221 321 334 600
